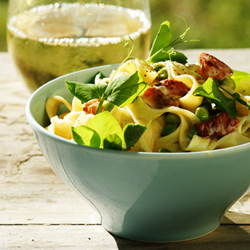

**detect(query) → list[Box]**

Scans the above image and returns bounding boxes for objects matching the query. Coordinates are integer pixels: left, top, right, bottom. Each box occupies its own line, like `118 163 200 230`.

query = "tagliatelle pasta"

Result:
45 53 250 152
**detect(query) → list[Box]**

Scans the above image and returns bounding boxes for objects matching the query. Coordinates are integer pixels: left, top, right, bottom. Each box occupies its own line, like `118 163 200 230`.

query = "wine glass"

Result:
7 0 151 91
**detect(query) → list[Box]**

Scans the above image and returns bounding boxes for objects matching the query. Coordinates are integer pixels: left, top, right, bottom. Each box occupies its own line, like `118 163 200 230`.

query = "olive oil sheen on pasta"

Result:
7 3 151 91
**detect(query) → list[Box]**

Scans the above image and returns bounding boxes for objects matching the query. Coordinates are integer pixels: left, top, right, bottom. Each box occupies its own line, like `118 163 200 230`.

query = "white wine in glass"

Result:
7 0 151 91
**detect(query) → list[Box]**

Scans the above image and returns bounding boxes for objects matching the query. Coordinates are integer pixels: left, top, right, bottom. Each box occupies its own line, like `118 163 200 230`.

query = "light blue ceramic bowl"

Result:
26 65 250 242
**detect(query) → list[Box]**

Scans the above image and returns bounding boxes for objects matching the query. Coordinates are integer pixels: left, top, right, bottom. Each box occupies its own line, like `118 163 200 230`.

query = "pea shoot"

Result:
193 77 250 119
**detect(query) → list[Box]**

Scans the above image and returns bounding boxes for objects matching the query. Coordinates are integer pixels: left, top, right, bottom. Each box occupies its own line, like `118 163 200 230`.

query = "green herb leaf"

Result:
65 81 107 103
95 71 107 80
123 124 147 151
193 78 237 118
87 71 107 83
104 70 148 107
219 85 250 109
103 134 123 150
167 51 188 64
66 70 147 114
231 70 250 96
72 126 101 148
72 112 148 151
231 70 250 84
88 111 123 147
149 50 187 64
149 21 173 58
147 21 188 64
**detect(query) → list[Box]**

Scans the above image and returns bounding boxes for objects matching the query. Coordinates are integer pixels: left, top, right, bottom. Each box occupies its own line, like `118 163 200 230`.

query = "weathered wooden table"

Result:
1 50 250 249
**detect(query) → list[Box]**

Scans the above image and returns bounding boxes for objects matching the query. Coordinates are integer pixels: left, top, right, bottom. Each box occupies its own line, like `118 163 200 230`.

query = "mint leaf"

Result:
88 111 123 146
193 78 237 118
103 134 123 150
104 71 148 107
123 124 147 151
72 126 101 148
65 81 107 103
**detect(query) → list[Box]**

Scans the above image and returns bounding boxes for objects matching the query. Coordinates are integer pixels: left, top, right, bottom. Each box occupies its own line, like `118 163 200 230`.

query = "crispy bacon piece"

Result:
141 79 189 109
198 53 233 81
195 112 239 138
83 99 103 115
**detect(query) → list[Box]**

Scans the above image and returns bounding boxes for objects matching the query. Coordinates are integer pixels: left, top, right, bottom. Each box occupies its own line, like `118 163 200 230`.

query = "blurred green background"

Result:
1 0 250 51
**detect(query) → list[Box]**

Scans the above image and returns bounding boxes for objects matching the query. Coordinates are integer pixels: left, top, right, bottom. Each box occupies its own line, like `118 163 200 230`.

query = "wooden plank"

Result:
0 183 101 225
1 225 250 250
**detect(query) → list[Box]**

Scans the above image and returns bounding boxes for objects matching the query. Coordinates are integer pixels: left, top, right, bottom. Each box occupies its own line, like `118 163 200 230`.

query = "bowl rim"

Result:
25 65 250 158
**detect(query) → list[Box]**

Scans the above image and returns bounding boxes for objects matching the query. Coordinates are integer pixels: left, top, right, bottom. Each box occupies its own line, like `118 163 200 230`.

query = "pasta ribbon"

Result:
46 96 72 119
44 57 250 153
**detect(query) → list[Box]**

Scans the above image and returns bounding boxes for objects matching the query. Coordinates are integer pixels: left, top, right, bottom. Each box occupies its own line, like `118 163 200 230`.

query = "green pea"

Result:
162 124 178 137
165 113 181 125
187 127 198 140
153 62 165 72
220 78 236 90
159 148 171 153
195 106 210 121
103 102 115 112
158 68 168 80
